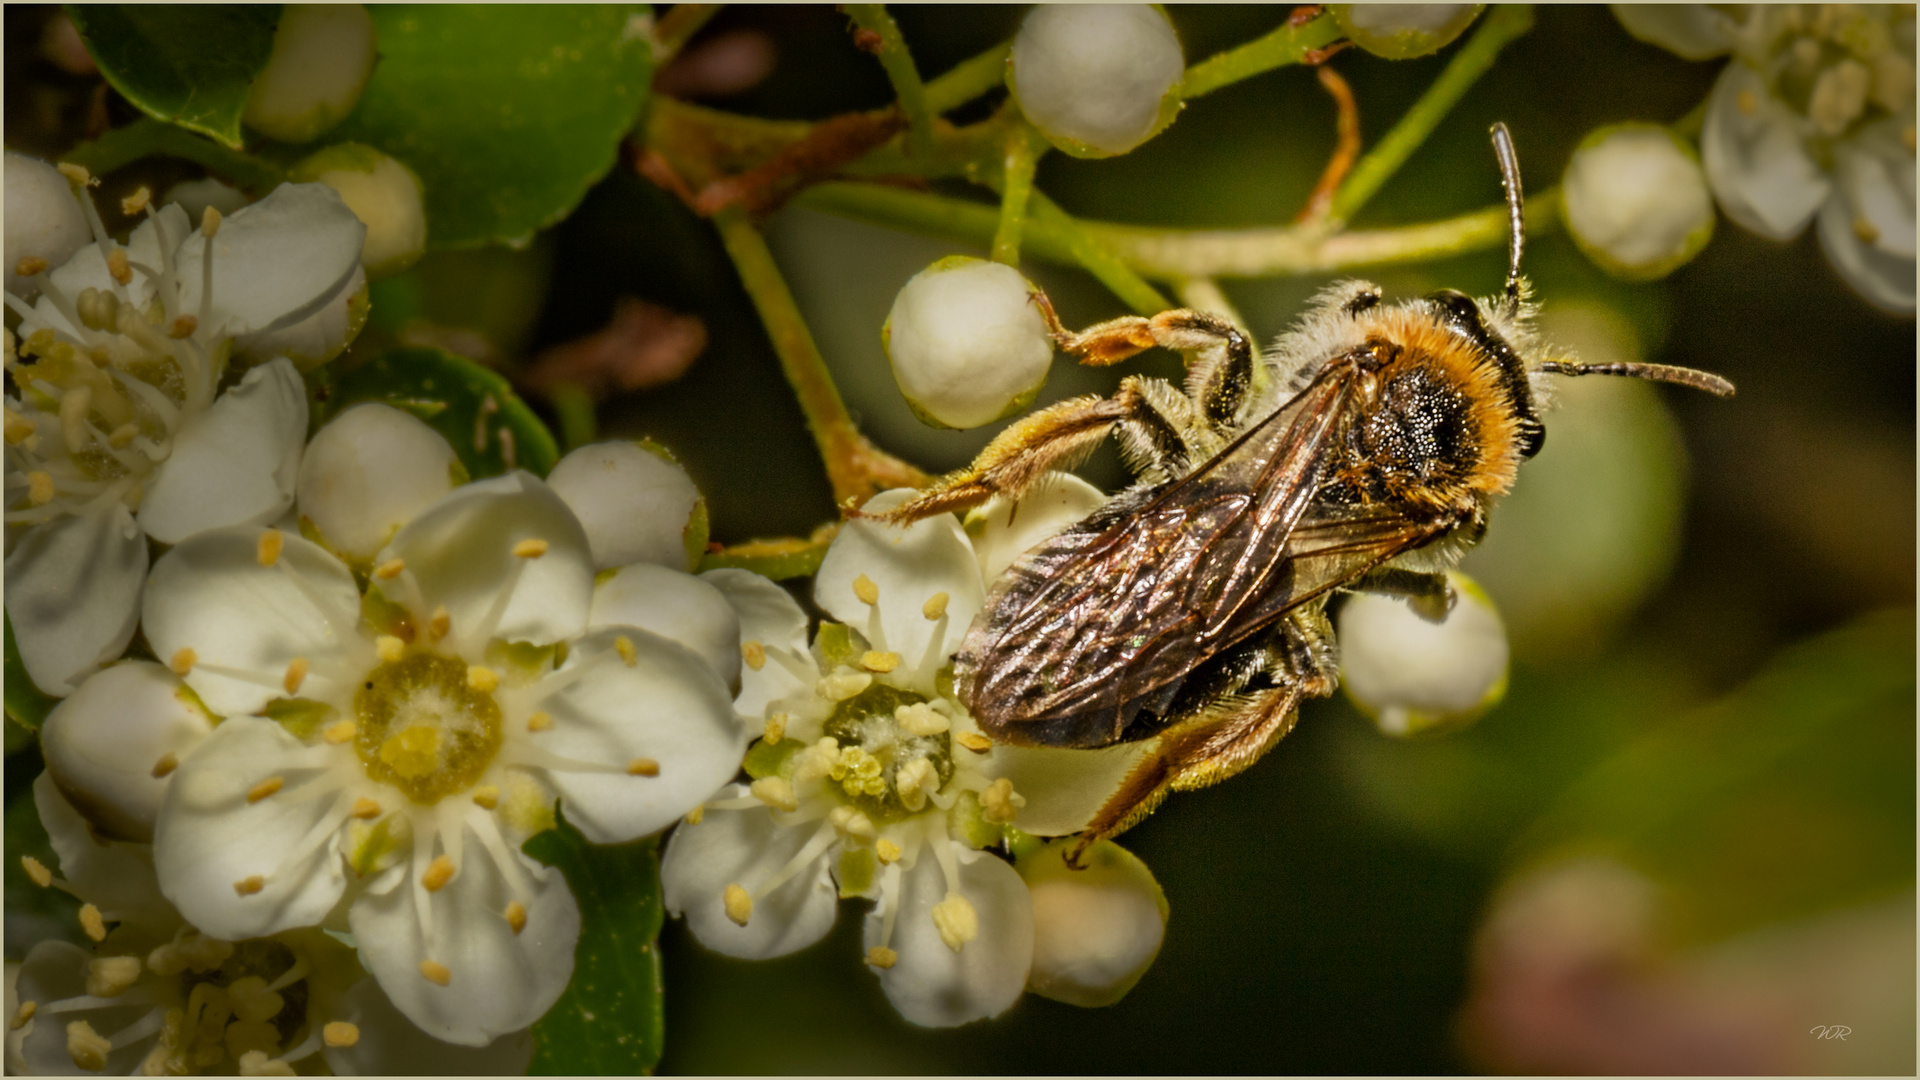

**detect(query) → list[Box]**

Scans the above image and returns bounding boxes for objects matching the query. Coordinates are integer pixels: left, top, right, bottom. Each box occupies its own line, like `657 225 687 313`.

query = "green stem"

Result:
711 206 924 507
63 117 286 192
924 42 1011 114
1182 12 1344 99
1329 4 1534 222
991 126 1040 265
547 383 598 451
1025 191 1171 315
651 4 724 61
845 5 934 159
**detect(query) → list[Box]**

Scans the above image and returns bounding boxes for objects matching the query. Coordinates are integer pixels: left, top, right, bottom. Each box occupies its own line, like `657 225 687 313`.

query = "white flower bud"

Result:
1338 570 1508 736
1017 837 1168 1007
5 152 89 300
161 177 251 222
1009 4 1185 158
296 403 461 563
883 257 1053 430
290 143 427 278
547 441 704 572
243 4 377 144
1562 123 1716 281
1330 4 1483 60
40 661 215 843
1608 5 1736 61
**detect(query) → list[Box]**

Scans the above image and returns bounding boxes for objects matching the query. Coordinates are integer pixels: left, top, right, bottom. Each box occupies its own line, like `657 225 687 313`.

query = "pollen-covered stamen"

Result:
749 776 798 813
15 256 48 278
167 314 197 339
21 855 53 887
895 702 948 736
818 671 872 701
66 1019 111 1070
373 558 406 580
763 713 788 744
121 187 152 216
78 903 107 941
421 855 456 892
922 592 950 620
511 538 549 559
282 657 310 695
980 777 1025 823
626 757 660 776
10 1001 36 1030
323 720 357 744
614 635 637 666
418 960 451 986
723 884 753 926
526 711 553 732
322 1022 359 1048
471 785 500 809
852 574 880 605
247 777 285 803
25 470 55 505
861 651 901 674
428 605 451 642
105 248 132 287
257 530 285 567
504 902 527 935
234 876 267 896
955 732 992 753
865 946 898 969
742 640 766 671
350 797 381 819
876 838 902 865
170 647 197 675
467 665 500 693
151 752 179 778
829 804 876 843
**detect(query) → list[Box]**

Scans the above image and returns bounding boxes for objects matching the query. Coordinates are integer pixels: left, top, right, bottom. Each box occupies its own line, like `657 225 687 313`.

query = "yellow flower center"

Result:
354 652 503 804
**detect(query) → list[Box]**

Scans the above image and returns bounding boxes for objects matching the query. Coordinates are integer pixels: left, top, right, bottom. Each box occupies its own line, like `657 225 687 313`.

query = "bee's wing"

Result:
962 364 1360 746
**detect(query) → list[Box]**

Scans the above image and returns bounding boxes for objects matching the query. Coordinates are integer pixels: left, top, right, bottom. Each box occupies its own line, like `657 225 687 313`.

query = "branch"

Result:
1182 9 1345 99
845 5 934 159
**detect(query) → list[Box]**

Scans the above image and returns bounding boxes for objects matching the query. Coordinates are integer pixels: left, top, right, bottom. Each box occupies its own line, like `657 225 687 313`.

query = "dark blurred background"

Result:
8 5 1913 1074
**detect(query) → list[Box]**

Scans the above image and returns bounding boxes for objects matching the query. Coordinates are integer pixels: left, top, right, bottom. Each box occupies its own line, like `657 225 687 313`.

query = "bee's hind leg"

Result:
1348 566 1455 623
1037 294 1256 436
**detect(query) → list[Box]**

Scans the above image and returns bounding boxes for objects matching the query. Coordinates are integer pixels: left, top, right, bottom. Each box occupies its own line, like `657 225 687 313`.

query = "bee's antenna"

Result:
1490 122 1524 317
1536 360 1736 397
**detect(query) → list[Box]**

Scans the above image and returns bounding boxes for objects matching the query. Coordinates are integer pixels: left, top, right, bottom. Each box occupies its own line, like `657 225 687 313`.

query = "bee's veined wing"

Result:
961 362 1362 747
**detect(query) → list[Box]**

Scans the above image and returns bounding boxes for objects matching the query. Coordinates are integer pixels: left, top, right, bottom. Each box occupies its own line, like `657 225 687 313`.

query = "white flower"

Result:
1329 4 1484 60
1337 569 1508 736
4 171 366 696
295 402 463 565
1626 4 1916 311
5 154 90 300
1016 837 1167 1008
883 257 1055 430
1009 4 1185 158
662 484 1154 1027
242 3 378 144
39 660 215 843
13 774 532 1076
142 471 747 1045
546 440 705 572
1561 123 1716 280
291 143 428 278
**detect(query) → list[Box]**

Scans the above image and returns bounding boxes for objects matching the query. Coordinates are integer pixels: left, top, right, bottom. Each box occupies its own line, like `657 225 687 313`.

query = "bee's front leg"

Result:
1347 566 1455 623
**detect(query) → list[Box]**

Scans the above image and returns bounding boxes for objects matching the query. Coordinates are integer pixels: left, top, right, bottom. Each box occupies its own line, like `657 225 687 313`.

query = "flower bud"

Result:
1330 4 1483 60
243 4 378 143
296 402 462 563
883 257 1054 430
290 143 427 278
1016 837 1168 1007
1562 123 1716 281
1009 4 1185 158
4 153 89 300
40 661 215 843
161 177 251 222
1608 5 1736 61
546 440 705 572
1338 570 1508 736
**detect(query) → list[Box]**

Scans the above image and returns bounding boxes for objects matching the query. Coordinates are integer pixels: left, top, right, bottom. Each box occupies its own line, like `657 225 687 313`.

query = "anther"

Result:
923 592 950 620
685 806 706 825
86 955 142 998
723 884 753 926
860 650 900 673
421 855 455 892
201 206 223 238
373 558 405 579
955 732 992 753
1906 126 1917 153
512 538 549 558
1854 217 1880 244
247 777 284 803
749 776 797 812
741 640 766 670
22 856 52 887
235 875 266 896
852 574 880 605
876 839 902 865
10 1001 35 1030
256 529 284 567
817 671 872 701
865 946 899 969
66 1019 110 1071
505 901 527 935
931 892 979 952
282 657 310 695
121 187 152 215
467 665 500 692
108 423 137 448
763 713 787 744
895 702 948 736
429 605 450 641
323 720 357 744
170 647 198 675
527 711 554 732
627 757 661 777
4 409 35 444
14 256 48 278
151 752 179 778
1737 89 1758 115
168 314 197 339
350 797 381 819
57 162 91 186
376 636 406 663
322 1022 360 1048
26 471 54 505
106 247 132 286
472 786 499 809
419 959 451 986
615 635 637 666
980 777 1025 824
829 805 875 842
79 903 107 940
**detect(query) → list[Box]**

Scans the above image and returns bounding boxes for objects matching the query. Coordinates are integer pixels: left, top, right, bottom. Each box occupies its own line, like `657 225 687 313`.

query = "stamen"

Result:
10 1001 35 1030
471 786 499 809
876 839 902 865
860 650 900 673
14 256 47 278
256 530 284 567
376 636 407 663
853 574 880 605
505 901 528 935
527 711 554 732
234 875 266 896
247 777 285 803
107 423 136 448
467 665 500 693
148 752 179 779
22 856 52 887
1737 88 1758 114
1854 217 1881 244
421 855 456 892
168 314 197 339
322 1022 359 1048
282 658 309 695
104 1006 168 1052
626 757 660 777
923 592 950 620
373 558 405 580
121 187 152 215
742 640 766 670
170 647 197 675
200 206 223 237
749 776 797 812
895 702 948 736
26 471 54 505
723 884 753 926
79 903 106 941
512 538 549 558
829 805 875 842
58 385 92 452
418 959 451 986
4 408 35 444
865 946 898 969
763 713 787 744
980 777 1025 824
817 671 872 701
350 797 381 819
106 248 132 286
66 1019 111 1071
57 162 91 185
614 635 637 666
685 806 706 825
429 605 451 641
895 758 937 812
323 720 357 744
955 732 992 753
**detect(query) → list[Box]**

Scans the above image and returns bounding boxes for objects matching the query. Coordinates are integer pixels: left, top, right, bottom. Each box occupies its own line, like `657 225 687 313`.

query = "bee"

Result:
871 124 1734 862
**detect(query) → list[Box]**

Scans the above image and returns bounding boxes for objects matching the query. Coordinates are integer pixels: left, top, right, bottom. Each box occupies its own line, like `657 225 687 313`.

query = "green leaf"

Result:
327 6 653 249
310 346 560 480
698 534 833 581
68 5 283 149
523 814 665 1075
4 611 59 731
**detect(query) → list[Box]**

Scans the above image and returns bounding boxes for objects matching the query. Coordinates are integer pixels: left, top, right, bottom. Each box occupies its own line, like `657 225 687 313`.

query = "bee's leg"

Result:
867 377 1177 523
1348 566 1455 623
1035 294 1255 436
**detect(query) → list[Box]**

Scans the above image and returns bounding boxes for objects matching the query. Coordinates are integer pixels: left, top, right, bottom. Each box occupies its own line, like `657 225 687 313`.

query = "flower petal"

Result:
378 472 593 649
322 976 535 1075
1816 119 1917 313
975 741 1150 838
4 505 146 696
866 844 1032 1027
138 357 307 545
153 717 350 939
234 263 367 369
17 940 161 1076
660 792 839 959
171 182 366 338
143 526 361 717
521 627 745 843
41 661 214 843
546 441 702 572
815 491 985 682
347 815 579 1047
33 773 172 928
965 472 1107 584
1609 4 1736 60
1701 63 1831 240
589 564 743 692
703 568 814 720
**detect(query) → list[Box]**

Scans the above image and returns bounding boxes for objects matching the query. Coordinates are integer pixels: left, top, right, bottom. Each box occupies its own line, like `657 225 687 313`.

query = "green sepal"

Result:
697 534 832 581
263 698 337 741
360 583 415 639
523 811 666 1076
67 5 282 149
947 790 1005 851
4 610 60 731
744 736 803 781
812 622 864 673
838 846 879 898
